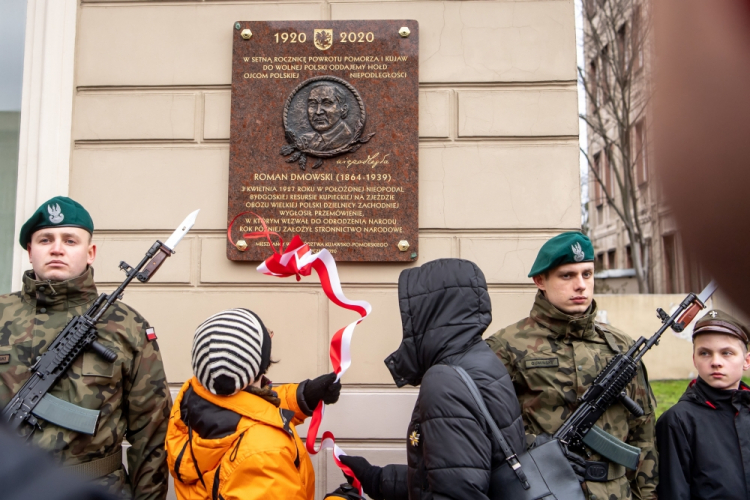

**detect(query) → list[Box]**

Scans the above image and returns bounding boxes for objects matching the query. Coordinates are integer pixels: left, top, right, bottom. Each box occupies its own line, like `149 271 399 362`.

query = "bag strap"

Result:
448 365 530 490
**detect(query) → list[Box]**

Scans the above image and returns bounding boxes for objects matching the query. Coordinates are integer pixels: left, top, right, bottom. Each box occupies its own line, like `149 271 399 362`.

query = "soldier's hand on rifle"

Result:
562 447 588 483
531 433 587 484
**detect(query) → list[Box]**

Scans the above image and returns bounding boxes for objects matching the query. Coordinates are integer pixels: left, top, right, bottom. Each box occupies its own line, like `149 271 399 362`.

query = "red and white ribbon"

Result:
228 213 371 490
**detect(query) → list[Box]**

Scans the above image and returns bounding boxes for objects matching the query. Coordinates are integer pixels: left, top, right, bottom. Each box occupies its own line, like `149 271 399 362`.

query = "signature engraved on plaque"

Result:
314 29 333 50
280 76 375 170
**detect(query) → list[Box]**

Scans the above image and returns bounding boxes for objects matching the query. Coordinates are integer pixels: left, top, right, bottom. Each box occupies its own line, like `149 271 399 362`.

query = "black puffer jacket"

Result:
381 258 525 500
656 377 750 500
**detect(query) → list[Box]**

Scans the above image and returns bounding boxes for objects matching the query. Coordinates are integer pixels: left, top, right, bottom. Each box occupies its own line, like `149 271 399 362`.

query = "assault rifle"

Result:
1 210 199 436
553 280 718 471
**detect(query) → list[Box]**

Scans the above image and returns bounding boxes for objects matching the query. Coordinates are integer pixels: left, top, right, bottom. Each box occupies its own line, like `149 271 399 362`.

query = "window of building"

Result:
593 152 603 206
607 249 617 269
596 252 605 272
589 60 598 109
617 24 628 75
683 248 708 294
634 120 647 185
603 147 613 199
600 45 610 102
626 245 633 269
663 234 678 294
633 4 644 71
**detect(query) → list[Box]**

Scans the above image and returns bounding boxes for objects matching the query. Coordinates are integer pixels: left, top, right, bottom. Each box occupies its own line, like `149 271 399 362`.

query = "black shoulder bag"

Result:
449 365 585 500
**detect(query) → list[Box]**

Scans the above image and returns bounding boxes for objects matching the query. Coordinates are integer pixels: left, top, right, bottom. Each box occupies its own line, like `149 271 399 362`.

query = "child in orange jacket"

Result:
165 308 341 500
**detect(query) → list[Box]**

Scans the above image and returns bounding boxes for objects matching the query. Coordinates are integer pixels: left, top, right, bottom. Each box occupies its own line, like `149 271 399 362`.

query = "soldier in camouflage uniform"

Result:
0 196 170 500
486 232 657 500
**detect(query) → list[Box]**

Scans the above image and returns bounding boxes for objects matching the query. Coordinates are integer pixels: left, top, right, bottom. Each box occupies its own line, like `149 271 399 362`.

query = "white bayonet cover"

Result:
164 209 200 251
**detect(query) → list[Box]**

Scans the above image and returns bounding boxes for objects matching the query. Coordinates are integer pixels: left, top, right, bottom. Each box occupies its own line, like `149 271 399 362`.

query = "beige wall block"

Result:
200 235 453 284
458 90 578 137
73 93 196 141
330 289 402 384
93 237 193 284
595 294 696 380
419 90 450 138
486 289 538 335
70 146 229 230
420 143 580 229
305 389 417 440
117 289 322 384
203 92 231 140
332 1 576 83
460 236 554 284
202 89 449 140
77 3 323 86
327 287 538 383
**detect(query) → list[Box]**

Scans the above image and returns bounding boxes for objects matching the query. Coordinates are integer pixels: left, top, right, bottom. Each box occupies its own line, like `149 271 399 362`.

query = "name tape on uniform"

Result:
525 358 559 369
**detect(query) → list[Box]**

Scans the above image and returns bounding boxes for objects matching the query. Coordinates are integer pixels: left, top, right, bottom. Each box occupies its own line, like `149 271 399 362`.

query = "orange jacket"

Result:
165 377 315 500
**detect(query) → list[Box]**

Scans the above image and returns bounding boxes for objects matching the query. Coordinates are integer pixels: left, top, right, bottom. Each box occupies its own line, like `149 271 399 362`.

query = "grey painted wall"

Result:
0 112 20 293
0 0 27 111
0 0 26 292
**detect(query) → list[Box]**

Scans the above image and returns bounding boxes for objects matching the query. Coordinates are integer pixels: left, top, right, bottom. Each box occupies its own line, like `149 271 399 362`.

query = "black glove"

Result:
562 446 587 484
339 455 383 500
302 372 342 411
530 433 586 484
324 483 365 500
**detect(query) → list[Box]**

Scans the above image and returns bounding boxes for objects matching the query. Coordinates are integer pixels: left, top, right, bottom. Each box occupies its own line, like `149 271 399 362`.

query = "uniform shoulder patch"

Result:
145 327 157 341
0 354 9 364
525 358 559 369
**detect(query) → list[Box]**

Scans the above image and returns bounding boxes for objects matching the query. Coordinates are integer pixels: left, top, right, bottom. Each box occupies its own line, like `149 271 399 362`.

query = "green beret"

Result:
693 309 750 345
19 196 94 249
528 232 594 277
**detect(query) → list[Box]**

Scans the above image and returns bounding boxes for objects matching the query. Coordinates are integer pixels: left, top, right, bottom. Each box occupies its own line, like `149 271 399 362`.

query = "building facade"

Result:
583 0 708 294
10 0 580 497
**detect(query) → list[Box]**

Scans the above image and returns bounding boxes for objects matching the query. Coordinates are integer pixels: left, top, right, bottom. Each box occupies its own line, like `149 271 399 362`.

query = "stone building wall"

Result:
18 1 579 497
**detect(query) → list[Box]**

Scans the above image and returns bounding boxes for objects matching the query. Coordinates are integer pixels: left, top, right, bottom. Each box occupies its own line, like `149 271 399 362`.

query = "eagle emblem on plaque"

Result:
314 29 333 51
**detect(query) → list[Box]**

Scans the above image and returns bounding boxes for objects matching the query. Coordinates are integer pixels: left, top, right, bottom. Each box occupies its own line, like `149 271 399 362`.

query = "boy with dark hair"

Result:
656 309 750 499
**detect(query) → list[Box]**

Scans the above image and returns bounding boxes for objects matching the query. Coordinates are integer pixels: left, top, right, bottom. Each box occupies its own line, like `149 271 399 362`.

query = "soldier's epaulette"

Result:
595 322 635 352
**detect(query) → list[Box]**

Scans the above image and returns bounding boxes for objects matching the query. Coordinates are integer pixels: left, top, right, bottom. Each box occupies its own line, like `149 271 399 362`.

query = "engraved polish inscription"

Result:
228 20 418 262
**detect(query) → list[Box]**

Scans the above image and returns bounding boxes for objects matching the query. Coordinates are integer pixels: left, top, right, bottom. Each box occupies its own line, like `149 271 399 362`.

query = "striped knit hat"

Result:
191 308 272 396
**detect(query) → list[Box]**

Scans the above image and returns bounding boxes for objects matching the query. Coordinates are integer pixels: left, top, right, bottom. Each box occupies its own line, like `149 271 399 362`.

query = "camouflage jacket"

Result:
486 291 657 500
0 268 171 500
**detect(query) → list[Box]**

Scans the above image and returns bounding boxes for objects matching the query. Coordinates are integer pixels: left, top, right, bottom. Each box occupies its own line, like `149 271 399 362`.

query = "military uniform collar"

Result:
21 267 98 310
530 290 598 340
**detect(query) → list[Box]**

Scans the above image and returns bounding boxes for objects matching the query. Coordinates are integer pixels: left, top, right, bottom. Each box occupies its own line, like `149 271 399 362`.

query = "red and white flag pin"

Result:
145 327 157 341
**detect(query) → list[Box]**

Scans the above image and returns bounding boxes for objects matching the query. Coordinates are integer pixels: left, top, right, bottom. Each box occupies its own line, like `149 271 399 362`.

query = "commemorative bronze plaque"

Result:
227 20 419 262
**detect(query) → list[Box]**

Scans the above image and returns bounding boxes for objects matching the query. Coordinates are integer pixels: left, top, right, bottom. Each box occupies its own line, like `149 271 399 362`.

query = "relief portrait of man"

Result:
281 76 373 170
301 82 354 151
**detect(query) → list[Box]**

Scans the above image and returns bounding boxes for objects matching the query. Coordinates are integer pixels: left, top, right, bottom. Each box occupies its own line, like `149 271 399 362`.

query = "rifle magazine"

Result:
581 425 641 471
